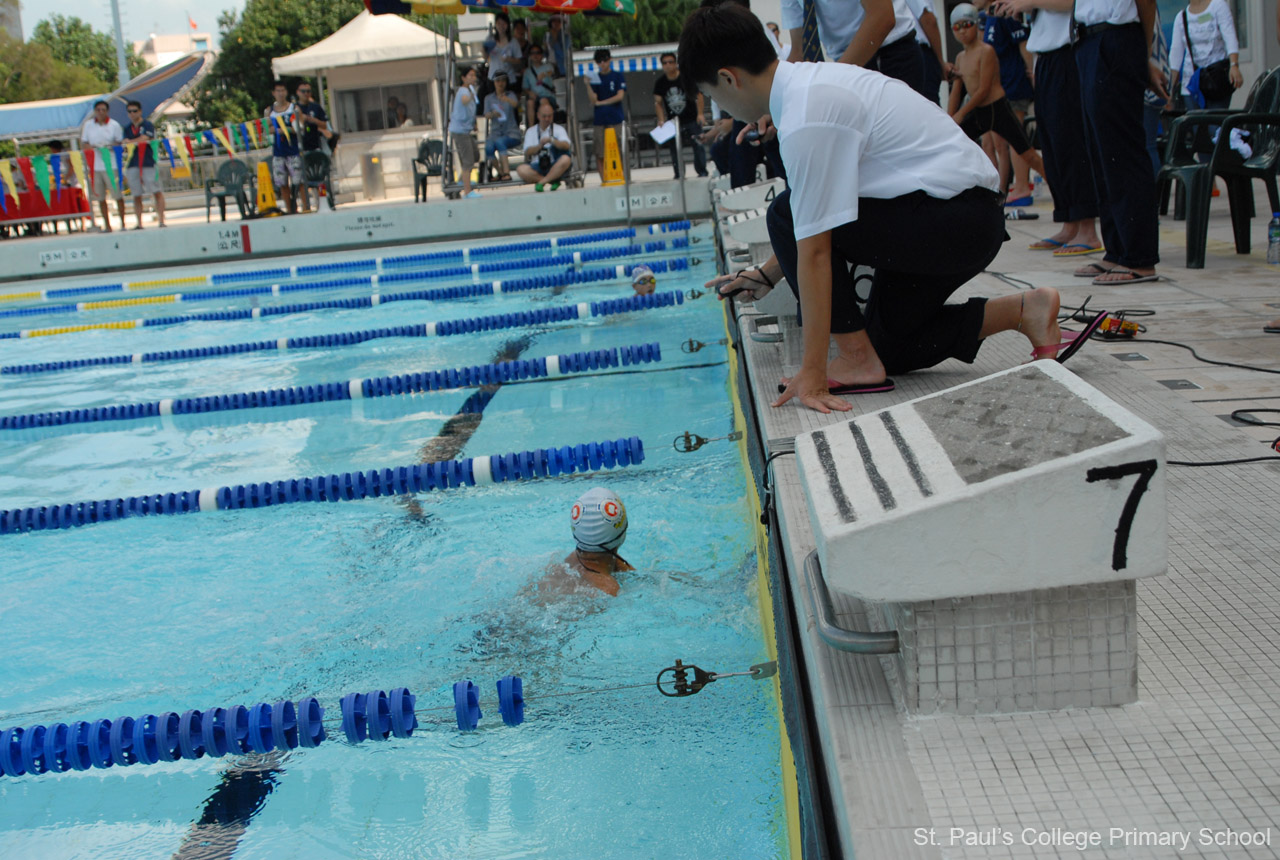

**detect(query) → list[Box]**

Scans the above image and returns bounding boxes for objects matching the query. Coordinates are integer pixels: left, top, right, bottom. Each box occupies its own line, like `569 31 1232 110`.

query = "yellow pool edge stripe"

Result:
22 320 142 338
79 295 179 310
723 308 804 860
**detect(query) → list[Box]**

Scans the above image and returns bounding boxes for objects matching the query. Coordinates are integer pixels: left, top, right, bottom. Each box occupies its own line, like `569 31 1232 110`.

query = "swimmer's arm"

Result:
837 0 893 66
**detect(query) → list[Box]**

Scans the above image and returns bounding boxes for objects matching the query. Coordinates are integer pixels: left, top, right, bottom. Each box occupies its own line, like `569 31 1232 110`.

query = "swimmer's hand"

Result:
705 270 773 301
735 114 776 145
772 365 853 414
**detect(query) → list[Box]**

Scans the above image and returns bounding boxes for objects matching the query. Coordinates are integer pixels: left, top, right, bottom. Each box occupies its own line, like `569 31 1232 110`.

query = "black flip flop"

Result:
1055 310 1108 365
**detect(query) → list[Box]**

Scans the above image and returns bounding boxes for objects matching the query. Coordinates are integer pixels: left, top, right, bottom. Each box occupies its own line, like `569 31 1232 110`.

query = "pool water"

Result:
0 226 790 859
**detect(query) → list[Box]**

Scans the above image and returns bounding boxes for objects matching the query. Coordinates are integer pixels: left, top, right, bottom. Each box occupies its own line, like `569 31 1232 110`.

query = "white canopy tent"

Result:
272 9 449 77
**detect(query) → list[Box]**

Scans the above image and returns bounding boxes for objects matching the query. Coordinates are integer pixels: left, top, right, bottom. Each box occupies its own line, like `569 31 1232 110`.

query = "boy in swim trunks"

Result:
947 4 1045 181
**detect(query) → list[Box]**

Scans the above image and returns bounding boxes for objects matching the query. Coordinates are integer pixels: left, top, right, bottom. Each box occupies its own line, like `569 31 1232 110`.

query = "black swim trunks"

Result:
959 96 1034 155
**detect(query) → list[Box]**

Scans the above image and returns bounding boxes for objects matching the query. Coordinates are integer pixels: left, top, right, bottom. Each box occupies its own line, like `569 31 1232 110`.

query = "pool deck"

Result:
728 189 1280 859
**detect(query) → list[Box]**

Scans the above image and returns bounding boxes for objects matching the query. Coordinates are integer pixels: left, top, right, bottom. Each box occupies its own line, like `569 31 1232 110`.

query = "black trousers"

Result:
918 43 943 105
765 187 1006 375
1034 46 1098 223
1074 23 1159 267
868 34 926 95
663 122 708 177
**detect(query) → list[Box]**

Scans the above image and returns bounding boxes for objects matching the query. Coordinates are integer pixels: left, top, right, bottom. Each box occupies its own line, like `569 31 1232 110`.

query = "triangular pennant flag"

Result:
75 149 91 189
161 137 176 167
203 129 218 156
122 143 136 174
16 157 38 205
230 124 244 151
150 140 161 182
254 118 264 141
50 153 64 201
0 161 18 207
100 147 119 192
183 135 195 164
0 175 7 213
112 145 125 188
212 127 235 155
241 122 256 150
274 113 292 143
30 156 51 207
172 137 192 174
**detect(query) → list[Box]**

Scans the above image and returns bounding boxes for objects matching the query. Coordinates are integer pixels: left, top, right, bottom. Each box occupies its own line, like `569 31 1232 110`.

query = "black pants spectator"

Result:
918 43 943 105
869 34 926 96
765 187 1006 374
664 122 708 178
1075 23 1159 268
1035 46 1098 223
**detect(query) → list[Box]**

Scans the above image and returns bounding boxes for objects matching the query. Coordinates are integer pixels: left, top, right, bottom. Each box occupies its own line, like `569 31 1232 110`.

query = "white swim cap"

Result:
571 487 628 553
950 3 979 26
631 264 656 294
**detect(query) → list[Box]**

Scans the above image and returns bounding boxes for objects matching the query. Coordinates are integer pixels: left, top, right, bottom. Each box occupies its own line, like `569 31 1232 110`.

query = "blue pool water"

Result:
0 226 789 859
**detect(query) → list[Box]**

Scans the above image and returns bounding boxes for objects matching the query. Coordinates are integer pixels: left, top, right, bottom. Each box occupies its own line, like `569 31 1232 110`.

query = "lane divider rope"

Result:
1 291 686 377
0 436 645 535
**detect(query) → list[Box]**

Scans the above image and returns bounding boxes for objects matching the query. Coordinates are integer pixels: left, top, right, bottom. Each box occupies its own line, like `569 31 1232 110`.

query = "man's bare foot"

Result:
1020 287 1063 358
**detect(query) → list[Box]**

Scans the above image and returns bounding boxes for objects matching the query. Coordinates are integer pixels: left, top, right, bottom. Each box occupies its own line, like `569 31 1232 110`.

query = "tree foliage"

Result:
191 0 364 126
0 34 110 105
30 14 147 87
564 0 701 49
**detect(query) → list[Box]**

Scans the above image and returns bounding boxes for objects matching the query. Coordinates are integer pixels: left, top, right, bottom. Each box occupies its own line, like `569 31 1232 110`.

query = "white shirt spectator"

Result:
523 122 571 151
1026 9 1074 53
780 0 918 61
770 60 999 240
80 117 124 171
902 0 937 47
1073 0 1139 28
1169 0 1239 93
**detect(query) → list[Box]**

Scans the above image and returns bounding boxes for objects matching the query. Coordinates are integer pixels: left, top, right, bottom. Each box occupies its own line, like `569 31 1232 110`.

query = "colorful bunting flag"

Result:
212 126 235 155
274 113 292 143
172 137 192 174
150 140 162 182
161 138 176 168
16 157 38 205
241 121 256 150
50 153 64 200
30 156 51 207
77 149 93 187
0 176 7 213
254 118 264 141
100 147 119 192
0 161 17 207
112 145 125 189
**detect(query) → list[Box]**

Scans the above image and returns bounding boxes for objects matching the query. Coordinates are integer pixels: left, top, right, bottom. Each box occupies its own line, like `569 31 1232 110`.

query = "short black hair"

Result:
126 100 142 111
93 100 109 110
272 80 287 89
660 51 676 63
679 2 775 86
593 48 611 63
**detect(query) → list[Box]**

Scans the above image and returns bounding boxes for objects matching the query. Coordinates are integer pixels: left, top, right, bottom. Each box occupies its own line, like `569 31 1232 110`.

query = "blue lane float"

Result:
0 291 686 377
0 436 644 535
0 231 692 323
0 343 661 430
0 257 693 342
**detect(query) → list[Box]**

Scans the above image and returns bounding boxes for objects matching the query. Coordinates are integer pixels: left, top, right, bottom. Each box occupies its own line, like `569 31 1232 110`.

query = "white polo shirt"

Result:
1026 9 1074 53
779 0 918 62
1074 0 1139 28
769 61 999 241
902 0 937 47
523 122 571 151
80 118 124 172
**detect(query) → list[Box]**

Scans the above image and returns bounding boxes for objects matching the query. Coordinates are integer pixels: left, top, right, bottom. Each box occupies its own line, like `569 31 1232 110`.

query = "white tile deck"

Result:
731 189 1280 859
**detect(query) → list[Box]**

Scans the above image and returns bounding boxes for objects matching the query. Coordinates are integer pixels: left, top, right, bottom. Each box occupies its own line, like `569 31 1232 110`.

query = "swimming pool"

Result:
0 224 793 859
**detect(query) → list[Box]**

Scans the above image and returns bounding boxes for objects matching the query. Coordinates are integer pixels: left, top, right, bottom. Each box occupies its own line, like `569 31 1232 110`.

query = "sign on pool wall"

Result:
346 215 394 234
39 248 92 267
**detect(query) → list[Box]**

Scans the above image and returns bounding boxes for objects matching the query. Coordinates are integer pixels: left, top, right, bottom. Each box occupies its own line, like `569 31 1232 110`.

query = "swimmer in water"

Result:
531 487 635 599
630 264 656 296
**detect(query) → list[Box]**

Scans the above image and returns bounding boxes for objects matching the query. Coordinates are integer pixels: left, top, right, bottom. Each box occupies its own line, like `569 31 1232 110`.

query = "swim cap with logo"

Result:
570 487 628 552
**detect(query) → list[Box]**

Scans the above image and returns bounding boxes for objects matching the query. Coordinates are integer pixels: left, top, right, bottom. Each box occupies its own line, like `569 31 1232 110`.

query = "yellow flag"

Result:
0 160 17 204
212 127 236 155
69 150 88 191
171 137 192 173
274 113 292 143
123 143 136 171
244 122 259 149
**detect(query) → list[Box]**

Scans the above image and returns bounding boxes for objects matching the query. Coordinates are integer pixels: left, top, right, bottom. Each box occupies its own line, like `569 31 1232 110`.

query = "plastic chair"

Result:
412 139 444 202
1157 67 1280 268
301 151 334 211
204 159 255 222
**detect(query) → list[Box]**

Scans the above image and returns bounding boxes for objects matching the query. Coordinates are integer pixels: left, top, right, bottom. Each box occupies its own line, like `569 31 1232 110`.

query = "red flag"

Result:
188 14 198 30
183 134 195 162
16 157 36 202
255 118 264 139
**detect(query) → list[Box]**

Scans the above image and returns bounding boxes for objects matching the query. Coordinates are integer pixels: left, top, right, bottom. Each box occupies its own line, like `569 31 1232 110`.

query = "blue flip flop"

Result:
1004 195 1034 207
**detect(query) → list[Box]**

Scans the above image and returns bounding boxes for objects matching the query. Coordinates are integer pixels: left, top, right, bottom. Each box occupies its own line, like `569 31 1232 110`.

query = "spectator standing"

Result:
486 13 523 97
544 15 567 78
1142 8 1170 176
266 81 303 213
765 21 791 58
1024 8 1102 255
484 73 523 181
516 100 573 191
122 100 165 229
781 0 925 92
1168 0 1242 110
524 44 558 125
996 0 1164 286
653 52 709 179
296 83 336 156
975 0 1037 205
512 19 531 93
80 100 126 232
448 66 483 199
588 48 628 182
906 0 948 104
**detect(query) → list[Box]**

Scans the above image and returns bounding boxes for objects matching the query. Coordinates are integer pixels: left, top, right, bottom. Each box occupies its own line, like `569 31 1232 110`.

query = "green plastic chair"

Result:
204 158 254 222
1157 67 1280 268
301 151 334 211
412 139 444 202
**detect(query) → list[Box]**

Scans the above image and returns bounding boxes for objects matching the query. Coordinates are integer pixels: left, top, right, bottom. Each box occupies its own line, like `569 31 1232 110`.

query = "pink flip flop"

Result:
1030 310 1108 364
